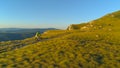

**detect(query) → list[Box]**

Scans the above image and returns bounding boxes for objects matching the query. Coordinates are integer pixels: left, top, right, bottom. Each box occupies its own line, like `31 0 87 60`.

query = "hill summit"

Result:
67 10 120 31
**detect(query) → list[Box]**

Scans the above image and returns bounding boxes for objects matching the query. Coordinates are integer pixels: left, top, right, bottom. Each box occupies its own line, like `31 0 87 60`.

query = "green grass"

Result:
0 10 120 68
0 30 120 68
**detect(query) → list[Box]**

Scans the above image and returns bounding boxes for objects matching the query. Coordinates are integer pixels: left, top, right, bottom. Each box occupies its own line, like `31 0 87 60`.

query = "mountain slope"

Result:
0 31 120 68
0 11 120 68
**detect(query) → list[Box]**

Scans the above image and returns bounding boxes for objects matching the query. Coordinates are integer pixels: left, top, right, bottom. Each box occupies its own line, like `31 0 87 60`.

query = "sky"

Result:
0 0 120 29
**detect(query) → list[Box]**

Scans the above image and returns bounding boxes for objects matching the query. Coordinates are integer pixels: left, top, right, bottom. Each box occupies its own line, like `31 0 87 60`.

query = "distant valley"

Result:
0 28 57 41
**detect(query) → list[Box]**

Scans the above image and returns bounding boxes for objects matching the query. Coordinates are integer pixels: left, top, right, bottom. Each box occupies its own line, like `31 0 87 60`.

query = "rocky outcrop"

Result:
67 24 75 30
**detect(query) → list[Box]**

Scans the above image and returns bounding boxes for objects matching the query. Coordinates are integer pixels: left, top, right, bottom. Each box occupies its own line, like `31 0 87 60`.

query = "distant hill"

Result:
0 28 57 41
0 28 57 33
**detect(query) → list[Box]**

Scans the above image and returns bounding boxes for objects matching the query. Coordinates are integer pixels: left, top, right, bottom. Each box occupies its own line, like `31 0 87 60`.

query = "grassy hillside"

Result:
67 10 120 31
0 11 120 68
